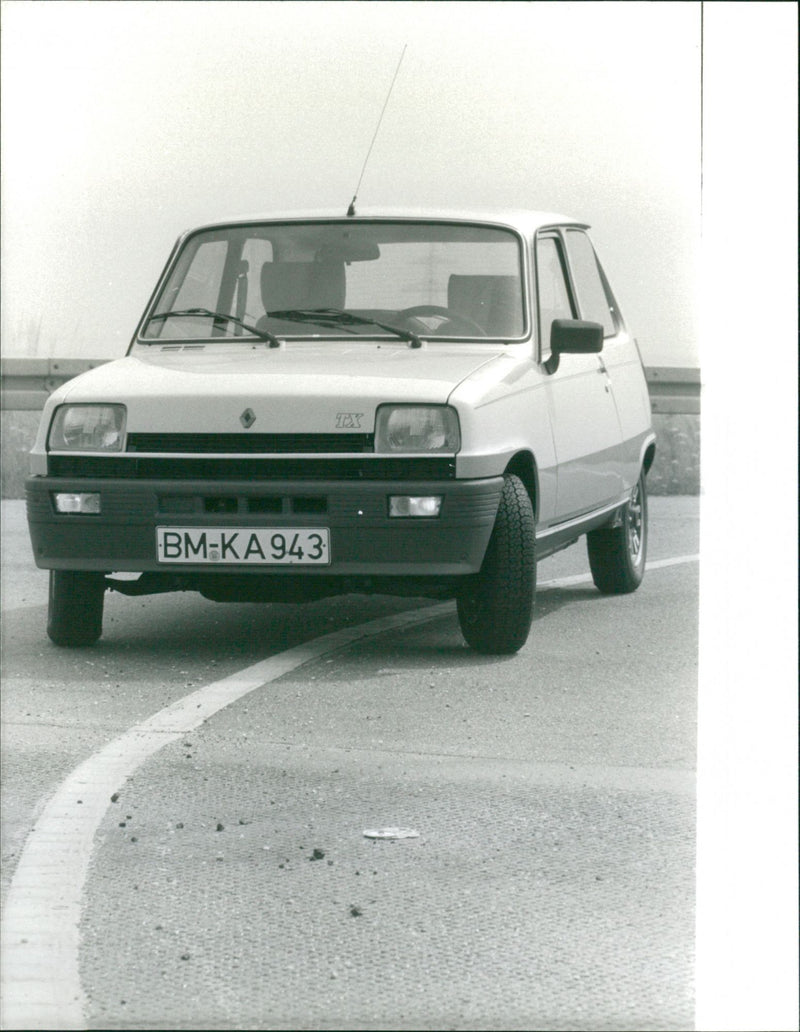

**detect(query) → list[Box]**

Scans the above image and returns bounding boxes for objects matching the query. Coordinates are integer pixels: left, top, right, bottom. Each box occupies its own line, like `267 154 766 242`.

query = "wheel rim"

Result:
627 481 644 563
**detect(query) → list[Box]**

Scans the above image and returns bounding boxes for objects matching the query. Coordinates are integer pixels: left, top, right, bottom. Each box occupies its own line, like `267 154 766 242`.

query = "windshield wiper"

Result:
146 308 282 348
267 308 423 349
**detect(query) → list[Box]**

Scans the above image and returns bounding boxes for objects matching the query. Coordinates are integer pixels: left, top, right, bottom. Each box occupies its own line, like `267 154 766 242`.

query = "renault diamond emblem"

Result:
240 408 256 429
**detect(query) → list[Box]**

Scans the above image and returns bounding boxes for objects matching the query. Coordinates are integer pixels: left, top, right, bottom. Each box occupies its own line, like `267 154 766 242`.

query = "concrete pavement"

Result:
2 498 698 1030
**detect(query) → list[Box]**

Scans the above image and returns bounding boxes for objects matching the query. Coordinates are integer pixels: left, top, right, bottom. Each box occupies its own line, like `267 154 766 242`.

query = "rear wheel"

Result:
47 570 106 646
457 474 536 655
587 471 648 594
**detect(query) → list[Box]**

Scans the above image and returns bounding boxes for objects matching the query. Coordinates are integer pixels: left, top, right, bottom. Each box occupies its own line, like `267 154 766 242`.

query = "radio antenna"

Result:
347 44 407 217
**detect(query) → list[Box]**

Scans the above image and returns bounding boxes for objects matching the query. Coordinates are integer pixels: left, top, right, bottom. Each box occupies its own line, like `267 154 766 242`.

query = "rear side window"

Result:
564 231 617 336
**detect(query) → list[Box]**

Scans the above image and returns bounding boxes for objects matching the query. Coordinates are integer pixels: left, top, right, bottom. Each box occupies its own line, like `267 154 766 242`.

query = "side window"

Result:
564 230 616 336
535 236 574 355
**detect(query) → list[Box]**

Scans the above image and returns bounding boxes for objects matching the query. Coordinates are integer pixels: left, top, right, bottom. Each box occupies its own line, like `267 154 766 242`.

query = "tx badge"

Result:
335 412 364 429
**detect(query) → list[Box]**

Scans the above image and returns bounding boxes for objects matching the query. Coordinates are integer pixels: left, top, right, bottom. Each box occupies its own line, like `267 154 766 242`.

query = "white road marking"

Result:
539 553 699 589
0 605 450 1031
0 552 699 1031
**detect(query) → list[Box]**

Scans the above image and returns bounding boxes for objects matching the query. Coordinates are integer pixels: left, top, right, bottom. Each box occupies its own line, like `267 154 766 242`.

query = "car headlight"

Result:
374 405 460 454
48 404 127 452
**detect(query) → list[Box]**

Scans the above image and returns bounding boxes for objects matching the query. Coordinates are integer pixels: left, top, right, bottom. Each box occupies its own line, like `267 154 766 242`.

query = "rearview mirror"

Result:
316 241 381 262
544 318 603 374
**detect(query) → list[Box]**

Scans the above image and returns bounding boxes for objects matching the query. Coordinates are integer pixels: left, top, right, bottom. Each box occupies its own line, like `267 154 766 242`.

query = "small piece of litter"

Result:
363 828 420 840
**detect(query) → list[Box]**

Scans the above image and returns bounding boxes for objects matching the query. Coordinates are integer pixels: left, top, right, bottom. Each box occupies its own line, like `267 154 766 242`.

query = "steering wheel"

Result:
395 305 486 336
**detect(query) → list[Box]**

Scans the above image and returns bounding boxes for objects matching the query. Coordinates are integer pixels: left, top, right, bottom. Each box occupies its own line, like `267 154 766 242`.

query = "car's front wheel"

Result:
47 570 106 647
456 474 535 655
586 470 648 594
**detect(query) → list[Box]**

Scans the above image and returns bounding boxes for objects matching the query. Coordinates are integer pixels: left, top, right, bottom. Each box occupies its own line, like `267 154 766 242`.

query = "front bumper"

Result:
26 475 504 578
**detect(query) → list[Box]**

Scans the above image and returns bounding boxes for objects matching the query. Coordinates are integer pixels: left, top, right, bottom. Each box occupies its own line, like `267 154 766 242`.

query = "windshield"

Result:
140 220 526 343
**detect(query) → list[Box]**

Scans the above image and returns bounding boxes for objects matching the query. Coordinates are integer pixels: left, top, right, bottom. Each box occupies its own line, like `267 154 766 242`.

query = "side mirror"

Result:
544 318 604 374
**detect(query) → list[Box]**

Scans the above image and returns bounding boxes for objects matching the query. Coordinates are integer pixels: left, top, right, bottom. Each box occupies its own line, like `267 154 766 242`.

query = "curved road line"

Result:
0 553 699 1031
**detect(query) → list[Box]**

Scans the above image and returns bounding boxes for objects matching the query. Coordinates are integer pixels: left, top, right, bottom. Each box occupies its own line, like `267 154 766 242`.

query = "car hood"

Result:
57 342 508 434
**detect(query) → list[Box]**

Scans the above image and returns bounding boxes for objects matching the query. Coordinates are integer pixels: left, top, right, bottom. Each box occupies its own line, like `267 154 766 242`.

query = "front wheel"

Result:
586 471 648 594
457 474 536 655
47 570 106 646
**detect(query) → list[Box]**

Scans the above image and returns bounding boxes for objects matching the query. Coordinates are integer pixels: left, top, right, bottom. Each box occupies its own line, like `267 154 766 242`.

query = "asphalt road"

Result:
1 497 699 1031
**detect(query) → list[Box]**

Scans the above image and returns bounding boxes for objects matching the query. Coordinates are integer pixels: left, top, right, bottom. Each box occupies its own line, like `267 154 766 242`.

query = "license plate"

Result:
156 527 330 565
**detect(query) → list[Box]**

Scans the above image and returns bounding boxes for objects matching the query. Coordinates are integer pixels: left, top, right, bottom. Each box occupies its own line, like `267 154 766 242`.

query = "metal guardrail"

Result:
0 358 701 414
645 366 701 415
0 359 109 411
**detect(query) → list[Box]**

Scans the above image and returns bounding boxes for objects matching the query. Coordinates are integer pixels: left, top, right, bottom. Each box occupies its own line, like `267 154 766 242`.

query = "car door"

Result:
562 227 651 489
536 231 624 521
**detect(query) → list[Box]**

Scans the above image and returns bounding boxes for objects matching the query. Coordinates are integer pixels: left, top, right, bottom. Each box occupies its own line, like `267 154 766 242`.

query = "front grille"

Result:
47 455 456 481
126 433 373 454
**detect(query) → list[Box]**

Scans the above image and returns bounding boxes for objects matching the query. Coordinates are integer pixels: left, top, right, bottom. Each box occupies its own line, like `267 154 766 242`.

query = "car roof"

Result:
181 207 588 238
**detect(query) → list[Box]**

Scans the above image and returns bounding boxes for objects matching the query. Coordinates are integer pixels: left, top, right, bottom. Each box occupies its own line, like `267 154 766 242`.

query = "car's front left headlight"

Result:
374 405 460 453
48 404 127 452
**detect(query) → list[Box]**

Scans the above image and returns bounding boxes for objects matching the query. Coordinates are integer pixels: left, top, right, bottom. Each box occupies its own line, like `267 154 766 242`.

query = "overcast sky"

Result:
2 0 701 364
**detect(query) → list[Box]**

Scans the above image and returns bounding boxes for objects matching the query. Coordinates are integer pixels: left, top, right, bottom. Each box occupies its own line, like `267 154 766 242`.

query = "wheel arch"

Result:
641 434 656 476
503 450 539 521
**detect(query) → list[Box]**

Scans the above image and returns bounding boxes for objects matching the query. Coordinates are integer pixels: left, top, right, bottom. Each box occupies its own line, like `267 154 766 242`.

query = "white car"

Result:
27 209 655 654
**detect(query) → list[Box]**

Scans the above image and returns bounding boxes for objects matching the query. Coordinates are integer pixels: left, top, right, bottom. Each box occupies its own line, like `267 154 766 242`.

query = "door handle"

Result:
597 357 612 391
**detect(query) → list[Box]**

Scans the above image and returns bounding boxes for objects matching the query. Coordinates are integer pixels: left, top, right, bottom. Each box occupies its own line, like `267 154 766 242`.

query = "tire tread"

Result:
587 473 648 595
457 474 535 654
47 571 106 647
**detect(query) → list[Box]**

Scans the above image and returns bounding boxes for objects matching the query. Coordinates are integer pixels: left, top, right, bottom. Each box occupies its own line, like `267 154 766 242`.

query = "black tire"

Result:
587 471 648 594
47 570 106 647
457 474 536 654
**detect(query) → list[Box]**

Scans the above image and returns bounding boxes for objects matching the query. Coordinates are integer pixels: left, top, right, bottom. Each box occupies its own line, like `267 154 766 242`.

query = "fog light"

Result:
388 495 442 518
53 492 101 514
